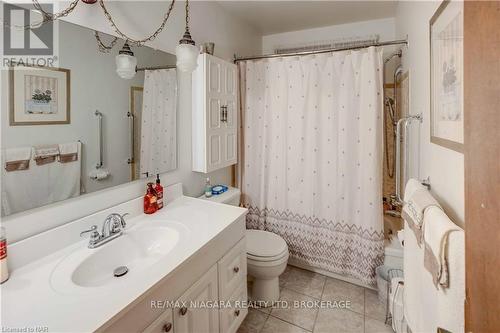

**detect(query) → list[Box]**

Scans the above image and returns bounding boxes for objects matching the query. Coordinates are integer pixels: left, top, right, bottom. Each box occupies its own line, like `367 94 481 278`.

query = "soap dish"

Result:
212 185 228 195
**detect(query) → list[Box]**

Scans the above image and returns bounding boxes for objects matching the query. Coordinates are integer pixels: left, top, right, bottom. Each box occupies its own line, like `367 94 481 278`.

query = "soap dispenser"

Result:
144 183 158 214
204 178 212 198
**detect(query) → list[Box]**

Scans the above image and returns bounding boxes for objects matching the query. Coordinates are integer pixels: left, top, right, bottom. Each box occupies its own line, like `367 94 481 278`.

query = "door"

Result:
130 86 143 181
464 1 500 331
174 265 219 333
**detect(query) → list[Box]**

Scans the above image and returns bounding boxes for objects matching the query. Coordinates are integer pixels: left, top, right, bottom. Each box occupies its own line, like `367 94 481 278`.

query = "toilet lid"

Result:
246 230 288 258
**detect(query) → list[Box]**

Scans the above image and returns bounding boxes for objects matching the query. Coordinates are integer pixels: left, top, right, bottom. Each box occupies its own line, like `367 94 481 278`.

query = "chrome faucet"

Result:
80 213 129 249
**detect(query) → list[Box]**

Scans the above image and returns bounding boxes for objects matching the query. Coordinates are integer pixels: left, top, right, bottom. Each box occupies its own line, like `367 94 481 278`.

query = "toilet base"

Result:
249 277 280 306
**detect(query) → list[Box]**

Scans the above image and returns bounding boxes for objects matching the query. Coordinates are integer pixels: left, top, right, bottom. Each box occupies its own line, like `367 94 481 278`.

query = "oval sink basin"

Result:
51 221 187 294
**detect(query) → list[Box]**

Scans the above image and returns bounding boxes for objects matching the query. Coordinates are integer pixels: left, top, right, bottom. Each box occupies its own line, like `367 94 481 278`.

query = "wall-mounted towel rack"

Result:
395 114 423 204
95 110 103 169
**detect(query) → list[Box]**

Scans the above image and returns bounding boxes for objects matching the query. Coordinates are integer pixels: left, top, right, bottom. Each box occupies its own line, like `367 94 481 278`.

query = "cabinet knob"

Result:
180 306 188 316
234 309 240 317
163 323 172 332
233 266 240 273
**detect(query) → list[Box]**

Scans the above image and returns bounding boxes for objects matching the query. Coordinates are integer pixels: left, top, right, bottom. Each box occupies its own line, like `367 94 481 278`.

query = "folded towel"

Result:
58 142 79 163
423 206 460 289
34 145 59 165
404 178 425 203
402 187 441 245
4 147 32 171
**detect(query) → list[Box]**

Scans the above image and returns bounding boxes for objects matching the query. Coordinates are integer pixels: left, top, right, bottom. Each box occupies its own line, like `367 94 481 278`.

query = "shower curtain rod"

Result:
136 65 176 72
233 38 408 62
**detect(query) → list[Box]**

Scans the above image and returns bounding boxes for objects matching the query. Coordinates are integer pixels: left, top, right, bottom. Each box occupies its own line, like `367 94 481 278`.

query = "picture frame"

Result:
9 64 70 125
429 0 464 153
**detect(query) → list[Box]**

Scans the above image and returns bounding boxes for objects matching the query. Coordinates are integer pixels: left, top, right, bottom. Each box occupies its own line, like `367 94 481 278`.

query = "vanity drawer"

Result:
142 309 173 333
218 237 247 299
219 283 248 333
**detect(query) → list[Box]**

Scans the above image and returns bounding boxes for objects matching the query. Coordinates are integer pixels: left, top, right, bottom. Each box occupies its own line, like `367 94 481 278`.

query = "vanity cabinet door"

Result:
219 283 247 333
218 238 247 300
142 309 174 333
174 265 219 333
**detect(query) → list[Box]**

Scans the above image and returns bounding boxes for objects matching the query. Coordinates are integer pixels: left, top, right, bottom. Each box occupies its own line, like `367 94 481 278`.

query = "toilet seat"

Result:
246 230 288 263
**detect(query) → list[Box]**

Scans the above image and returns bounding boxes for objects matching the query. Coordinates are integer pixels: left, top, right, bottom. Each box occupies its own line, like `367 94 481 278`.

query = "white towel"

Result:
404 200 465 333
33 144 59 158
1 142 82 215
4 147 32 162
3 147 32 171
404 178 424 203
33 144 60 165
58 142 79 163
402 186 441 245
423 206 460 289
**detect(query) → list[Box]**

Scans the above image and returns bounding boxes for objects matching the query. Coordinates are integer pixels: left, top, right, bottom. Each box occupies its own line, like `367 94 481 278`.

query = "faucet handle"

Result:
119 213 129 228
80 225 100 241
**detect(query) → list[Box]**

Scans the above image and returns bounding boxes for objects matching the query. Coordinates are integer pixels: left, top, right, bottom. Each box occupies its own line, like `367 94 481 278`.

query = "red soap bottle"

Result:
144 182 158 214
155 174 164 209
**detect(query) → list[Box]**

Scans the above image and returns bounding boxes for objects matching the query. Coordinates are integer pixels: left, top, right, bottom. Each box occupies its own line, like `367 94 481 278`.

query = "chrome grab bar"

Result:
127 112 135 164
95 110 103 169
395 114 423 204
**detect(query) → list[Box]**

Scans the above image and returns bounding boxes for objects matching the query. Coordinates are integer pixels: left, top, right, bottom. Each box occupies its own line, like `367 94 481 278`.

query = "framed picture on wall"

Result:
430 0 464 153
9 65 70 125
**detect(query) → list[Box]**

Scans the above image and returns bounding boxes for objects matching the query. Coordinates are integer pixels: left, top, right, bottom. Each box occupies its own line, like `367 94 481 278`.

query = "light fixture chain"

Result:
94 31 118 53
1 0 80 30
185 0 189 32
32 0 80 21
98 0 176 47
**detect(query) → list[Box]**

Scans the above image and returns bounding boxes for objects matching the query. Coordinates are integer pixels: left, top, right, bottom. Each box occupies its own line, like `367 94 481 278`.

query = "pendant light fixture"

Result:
115 41 137 79
175 0 199 73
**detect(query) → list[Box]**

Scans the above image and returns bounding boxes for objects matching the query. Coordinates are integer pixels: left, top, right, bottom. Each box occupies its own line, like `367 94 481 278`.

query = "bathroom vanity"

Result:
1 184 248 333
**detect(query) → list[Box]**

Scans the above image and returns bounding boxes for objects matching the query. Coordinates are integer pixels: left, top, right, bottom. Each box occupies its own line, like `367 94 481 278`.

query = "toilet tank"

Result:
198 186 241 206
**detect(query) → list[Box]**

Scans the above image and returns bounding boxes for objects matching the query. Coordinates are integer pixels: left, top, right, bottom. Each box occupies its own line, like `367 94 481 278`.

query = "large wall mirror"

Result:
1 21 178 217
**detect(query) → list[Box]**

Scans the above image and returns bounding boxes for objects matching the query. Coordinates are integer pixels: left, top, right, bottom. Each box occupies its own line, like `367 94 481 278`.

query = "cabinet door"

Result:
205 56 225 172
142 309 174 333
220 61 237 167
174 265 219 333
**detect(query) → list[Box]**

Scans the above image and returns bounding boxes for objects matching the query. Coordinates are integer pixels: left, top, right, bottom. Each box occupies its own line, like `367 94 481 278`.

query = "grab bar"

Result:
127 112 134 164
395 114 422 204
95 110 103 169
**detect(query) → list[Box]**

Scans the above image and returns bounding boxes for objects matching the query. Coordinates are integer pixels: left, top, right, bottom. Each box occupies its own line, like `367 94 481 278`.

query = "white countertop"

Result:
0 195 247 332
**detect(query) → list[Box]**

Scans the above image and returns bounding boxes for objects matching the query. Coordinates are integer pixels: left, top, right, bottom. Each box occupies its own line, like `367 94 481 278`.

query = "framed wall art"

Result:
9 65 70 125
430 0 464 153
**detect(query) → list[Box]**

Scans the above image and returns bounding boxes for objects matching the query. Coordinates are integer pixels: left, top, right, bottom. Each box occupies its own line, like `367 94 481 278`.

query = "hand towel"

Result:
4 147 32 171
58 142 79 163
423 206 460 289
402 187 441 245
33 144 59 165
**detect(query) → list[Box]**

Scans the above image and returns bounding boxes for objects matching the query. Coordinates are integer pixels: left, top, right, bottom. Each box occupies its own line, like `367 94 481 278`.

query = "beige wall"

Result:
395 1 464 226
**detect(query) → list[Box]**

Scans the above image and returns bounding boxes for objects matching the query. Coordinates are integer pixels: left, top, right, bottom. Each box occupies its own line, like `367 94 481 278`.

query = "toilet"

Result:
199 187 289 304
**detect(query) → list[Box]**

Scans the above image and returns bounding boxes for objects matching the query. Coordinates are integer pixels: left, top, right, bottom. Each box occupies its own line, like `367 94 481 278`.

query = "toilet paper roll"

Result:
89 168 110 181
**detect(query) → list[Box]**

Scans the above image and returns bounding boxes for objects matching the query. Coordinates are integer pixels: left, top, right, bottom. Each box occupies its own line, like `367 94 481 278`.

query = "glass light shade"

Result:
175 43 199 73
115 54 137 79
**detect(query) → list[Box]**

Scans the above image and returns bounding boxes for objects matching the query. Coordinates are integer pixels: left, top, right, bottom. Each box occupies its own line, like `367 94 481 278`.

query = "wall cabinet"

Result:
192 53 238 173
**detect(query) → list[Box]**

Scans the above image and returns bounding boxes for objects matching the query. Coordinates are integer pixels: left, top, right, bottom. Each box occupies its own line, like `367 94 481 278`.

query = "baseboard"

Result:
287 258 377 291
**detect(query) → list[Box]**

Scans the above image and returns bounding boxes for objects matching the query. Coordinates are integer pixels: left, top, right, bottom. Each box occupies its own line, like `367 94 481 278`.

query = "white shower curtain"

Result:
140 69 177 176
238 47 384 285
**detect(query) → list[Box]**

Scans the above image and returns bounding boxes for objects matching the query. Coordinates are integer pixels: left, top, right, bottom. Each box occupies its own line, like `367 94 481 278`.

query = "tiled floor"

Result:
237 265 393 333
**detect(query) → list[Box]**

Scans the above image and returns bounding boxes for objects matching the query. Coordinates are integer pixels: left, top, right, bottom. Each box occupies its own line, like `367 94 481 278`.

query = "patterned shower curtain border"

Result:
245 205 384 286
